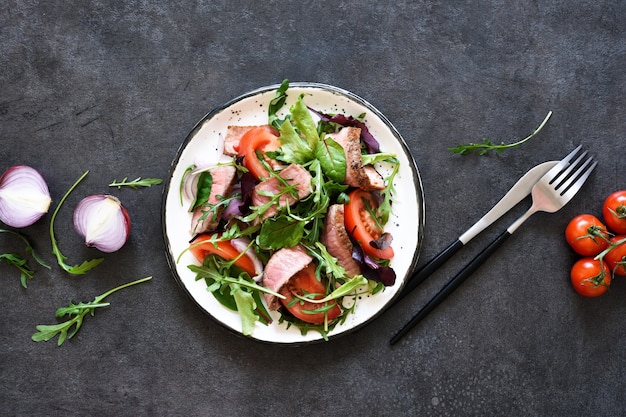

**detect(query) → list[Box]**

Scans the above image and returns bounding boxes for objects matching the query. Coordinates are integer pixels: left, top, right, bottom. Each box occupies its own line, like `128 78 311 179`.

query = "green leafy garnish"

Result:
291 94 320 149
277 118 315 164
32 276 152 346
314 135 346 183
1 228 51 287
1 253 35 288
297 275 368 304
189 261 283 335
109 177 163 189
268 79 290 129
362 153 398 166
449 111 552 155
190 171 213 211
49 171 104 275
257 216 305 250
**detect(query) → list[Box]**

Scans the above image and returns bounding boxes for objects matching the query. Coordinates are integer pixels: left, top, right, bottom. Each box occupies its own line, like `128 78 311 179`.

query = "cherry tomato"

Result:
604 235 626 277
565 214 610 256
235 126 280 180
279 264 341 324
603 190 626 234
190 234 257 277
344 189 394 260
570 257 611 297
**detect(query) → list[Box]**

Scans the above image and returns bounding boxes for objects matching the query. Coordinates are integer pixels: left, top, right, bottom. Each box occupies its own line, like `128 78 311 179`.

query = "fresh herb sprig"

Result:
449 111 552 155
49 171 104 274
109 177 163 189
32 276 152 346
1 229 51 287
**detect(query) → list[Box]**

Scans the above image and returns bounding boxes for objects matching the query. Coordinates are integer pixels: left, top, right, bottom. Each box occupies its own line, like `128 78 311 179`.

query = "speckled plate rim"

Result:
162 82 425 345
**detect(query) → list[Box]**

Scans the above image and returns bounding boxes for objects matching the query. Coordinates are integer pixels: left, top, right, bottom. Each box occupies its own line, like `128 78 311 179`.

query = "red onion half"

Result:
0 165 52 228
73 194 131 253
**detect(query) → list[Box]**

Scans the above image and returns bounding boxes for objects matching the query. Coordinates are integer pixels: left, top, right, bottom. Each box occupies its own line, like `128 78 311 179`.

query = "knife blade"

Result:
392 160 559 305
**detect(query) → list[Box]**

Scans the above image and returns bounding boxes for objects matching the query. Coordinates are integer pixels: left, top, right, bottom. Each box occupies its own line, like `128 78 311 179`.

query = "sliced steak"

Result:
262 244 313 309
321 204 362 278
251 164 312 220
330 127 385 191
191 165 237 234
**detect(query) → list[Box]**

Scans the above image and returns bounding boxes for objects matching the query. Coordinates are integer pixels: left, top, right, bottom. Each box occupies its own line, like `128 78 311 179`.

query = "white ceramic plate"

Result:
162 82 424 344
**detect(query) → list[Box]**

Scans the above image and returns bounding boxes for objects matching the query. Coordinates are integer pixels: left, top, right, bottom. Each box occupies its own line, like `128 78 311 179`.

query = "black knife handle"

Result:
390 229 512 345
392 239 464 305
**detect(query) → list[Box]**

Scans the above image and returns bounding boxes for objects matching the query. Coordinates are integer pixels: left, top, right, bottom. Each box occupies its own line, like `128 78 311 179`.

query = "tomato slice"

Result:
236 126 280 180
344 189 394 260
190 234 257 277
279 264 341 324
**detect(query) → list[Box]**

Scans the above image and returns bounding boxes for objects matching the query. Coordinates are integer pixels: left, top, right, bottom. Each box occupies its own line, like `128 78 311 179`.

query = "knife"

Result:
391 160 559 306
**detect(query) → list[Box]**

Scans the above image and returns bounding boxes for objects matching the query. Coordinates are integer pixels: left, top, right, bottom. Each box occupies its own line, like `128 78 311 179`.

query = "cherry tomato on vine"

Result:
570 257 611 297
604 235 626 277
565 214 610 256
602 190 626 234
279 264 341 324
344 188 394 260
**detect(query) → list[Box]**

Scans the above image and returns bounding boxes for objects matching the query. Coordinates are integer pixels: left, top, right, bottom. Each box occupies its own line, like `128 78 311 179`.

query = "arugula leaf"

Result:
449 111 552 155
1 253 35 288
32 276 152 346
190 171 213 212
291 94 320 149
300 275 368 304
362 153 398 166
233 286 257 336
189 264 284 300
378 161 399 226
314 134 346 183
257 216 305 249
109 177 163 189
189 260 283 335
268 79 290 129
1 228 51 287
49 171 104 275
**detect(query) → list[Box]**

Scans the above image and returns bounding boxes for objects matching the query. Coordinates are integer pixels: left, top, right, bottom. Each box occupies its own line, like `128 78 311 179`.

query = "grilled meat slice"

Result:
330 127 385 191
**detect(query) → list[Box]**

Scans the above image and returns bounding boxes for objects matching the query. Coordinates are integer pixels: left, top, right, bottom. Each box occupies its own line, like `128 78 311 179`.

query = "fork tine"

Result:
543 144 582 183
552 150 589 189
560 160 598 200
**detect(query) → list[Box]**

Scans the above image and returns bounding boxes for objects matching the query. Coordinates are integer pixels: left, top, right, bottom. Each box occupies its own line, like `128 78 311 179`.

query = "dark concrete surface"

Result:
1 1 625 416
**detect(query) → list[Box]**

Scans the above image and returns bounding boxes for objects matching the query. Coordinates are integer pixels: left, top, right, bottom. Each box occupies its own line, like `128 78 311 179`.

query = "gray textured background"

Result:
1 1 625 416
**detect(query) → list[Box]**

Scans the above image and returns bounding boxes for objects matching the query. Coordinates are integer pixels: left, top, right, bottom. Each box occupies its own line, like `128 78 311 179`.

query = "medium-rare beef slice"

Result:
330 127 385 191
191 165 237 234
262 244 313 310
321 204 361 278
251 164 312 220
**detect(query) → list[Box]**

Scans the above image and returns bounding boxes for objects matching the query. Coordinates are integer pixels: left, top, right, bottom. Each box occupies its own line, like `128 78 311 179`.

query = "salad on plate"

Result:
170 80 415 341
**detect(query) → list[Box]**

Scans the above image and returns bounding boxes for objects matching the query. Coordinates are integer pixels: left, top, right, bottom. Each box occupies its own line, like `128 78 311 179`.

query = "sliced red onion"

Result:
73 194 131 253
0 165 52 228
230 237 264 281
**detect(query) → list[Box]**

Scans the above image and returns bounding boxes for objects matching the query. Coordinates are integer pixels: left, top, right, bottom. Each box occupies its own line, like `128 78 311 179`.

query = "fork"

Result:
390 145 597 345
